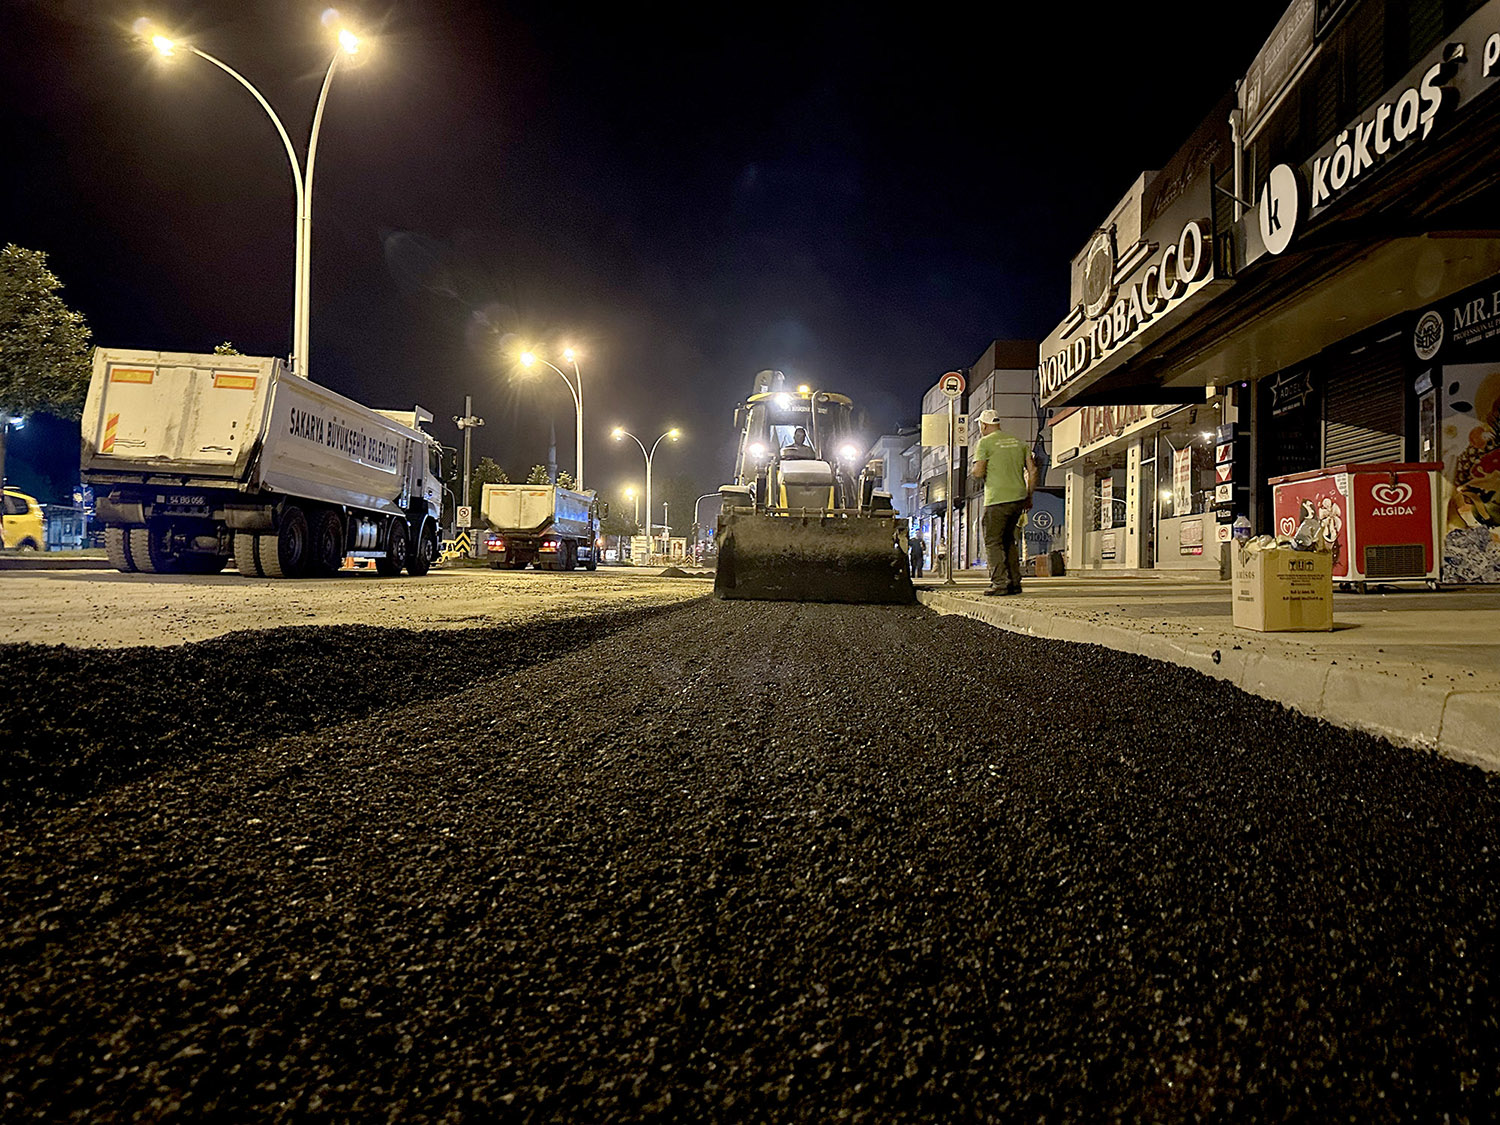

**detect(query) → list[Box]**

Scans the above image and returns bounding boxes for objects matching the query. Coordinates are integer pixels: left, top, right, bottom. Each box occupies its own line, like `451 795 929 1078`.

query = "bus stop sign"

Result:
940 371 965 399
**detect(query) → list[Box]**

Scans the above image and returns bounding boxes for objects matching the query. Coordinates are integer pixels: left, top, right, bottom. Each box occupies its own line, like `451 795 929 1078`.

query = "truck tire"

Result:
376 517 409 576
129 524 179 574
308 510 344 577
105 526 137 573
407 528 435 576
258 505 310 578
234 531 266 577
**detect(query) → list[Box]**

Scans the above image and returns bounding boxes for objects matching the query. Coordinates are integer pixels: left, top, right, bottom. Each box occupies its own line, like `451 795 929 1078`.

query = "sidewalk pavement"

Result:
917 568 1500 771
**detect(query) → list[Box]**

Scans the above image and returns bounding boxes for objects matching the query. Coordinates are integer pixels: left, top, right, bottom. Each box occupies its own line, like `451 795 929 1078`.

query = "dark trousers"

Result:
983 501 1026 591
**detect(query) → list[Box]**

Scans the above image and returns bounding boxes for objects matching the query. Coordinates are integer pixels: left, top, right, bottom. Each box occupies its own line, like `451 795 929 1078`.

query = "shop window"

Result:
1156 425 1217 521
1088 456 1128 532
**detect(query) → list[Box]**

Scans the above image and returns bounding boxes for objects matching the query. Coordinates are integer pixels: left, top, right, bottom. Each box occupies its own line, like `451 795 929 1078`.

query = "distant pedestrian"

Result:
909 535 925 578
970 408 1037 596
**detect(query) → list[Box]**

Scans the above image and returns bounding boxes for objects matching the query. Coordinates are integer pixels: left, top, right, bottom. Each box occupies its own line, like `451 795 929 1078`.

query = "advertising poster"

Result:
1173 447 1193 516
1100 476 1114 530
1180 518 1204 555
1440 362 1500 583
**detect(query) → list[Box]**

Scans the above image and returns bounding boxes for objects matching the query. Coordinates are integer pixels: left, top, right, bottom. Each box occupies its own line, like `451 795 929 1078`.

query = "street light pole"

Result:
692 492 718 558
518 351 584 490
613 426 679 563
141 21 360 380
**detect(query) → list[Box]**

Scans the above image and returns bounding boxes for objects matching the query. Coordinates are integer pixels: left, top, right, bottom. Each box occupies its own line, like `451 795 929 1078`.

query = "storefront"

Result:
1037 0 1500 585
1052 399 1234 572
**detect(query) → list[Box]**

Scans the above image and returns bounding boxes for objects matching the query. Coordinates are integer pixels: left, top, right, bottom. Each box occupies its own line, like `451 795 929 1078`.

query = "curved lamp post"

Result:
139 17 362 379
692 491 719 557
612 426 679 561
518 348 584 490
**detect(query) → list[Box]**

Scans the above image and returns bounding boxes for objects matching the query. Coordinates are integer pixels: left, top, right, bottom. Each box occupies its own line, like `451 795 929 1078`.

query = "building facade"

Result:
1042 0 1500 584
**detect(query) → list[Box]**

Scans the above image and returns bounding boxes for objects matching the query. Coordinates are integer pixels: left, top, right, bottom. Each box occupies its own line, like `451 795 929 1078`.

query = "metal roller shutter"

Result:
1323 341 1405 465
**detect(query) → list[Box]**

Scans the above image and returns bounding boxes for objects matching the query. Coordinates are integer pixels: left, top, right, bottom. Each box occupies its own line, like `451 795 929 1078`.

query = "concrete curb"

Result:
919 589 1500 770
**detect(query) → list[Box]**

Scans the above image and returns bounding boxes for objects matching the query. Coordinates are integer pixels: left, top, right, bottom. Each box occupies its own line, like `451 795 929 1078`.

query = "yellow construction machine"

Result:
713 371 914 604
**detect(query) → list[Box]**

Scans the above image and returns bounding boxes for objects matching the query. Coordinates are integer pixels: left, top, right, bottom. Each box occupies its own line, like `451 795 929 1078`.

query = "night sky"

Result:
2 0 1287 507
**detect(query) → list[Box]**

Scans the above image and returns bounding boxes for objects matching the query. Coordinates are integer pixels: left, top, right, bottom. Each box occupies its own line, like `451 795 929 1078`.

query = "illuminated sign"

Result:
1039 219 1213 403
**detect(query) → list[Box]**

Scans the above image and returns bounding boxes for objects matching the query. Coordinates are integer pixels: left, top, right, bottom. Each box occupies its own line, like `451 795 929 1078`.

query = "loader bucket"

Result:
714 511 916 604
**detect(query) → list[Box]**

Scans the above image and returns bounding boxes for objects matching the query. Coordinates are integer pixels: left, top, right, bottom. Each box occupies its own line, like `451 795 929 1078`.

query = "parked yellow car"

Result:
2 488 46 551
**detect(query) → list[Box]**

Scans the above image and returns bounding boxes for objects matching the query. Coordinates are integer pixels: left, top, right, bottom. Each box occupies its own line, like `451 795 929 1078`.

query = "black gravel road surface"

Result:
3 599 1498 1122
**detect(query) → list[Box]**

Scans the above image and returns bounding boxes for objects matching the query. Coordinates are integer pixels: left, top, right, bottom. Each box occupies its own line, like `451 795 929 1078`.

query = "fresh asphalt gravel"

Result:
2 598 1498 1122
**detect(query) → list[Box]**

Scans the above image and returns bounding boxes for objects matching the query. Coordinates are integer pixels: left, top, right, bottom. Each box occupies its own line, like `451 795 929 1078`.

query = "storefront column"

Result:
1125 440 1144 567
1064 467 1086 568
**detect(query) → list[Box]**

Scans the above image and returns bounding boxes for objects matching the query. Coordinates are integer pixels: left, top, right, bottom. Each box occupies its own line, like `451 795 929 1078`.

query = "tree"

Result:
556 470 576 491
655 471 709 540
213 341 241 355
525 464 550 485
0 245 92 490
468 457 509 511
600 506 637 539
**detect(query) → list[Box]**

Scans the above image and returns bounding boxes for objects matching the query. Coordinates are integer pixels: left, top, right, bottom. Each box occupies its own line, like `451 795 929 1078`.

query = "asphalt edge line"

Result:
918 590 1499 772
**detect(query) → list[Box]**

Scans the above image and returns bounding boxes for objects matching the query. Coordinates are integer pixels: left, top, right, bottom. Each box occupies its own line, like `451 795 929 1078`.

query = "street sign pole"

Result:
945 396 957 586
939 371 965 587
454 396 485 557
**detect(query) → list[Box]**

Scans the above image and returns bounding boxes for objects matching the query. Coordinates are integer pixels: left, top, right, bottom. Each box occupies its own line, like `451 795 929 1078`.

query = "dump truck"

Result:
481 483 603 571
714 371 914 603
81 348 446 578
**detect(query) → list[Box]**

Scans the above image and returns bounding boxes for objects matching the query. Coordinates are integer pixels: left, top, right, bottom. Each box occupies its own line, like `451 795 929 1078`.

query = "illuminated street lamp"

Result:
612 426 679 562
135 13 364 379
517 347 585 489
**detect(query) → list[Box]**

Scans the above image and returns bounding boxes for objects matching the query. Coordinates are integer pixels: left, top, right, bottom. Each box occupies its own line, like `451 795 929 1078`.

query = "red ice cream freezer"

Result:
1269 463 1443 591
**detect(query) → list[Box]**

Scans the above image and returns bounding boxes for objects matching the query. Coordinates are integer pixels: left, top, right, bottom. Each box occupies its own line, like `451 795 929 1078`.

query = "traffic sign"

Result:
456 505 472 528
940 371 965 399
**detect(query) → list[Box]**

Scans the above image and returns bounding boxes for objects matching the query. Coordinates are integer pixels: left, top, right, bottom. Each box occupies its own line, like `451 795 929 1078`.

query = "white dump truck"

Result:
480 483 603 571
81 348 446 578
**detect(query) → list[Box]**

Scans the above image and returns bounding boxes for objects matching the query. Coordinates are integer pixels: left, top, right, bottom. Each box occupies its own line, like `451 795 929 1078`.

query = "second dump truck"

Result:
481 483 603 571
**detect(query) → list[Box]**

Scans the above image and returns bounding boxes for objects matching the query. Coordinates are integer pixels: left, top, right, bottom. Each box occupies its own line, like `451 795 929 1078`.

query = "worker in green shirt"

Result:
970 408 1038 596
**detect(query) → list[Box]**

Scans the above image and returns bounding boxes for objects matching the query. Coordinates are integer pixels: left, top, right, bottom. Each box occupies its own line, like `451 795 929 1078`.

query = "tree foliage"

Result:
468 456 509 511
654 471 710 538
0 245 92 419
556 470 576 491
525 464 551 485
213 341 241 355
0 245 93 488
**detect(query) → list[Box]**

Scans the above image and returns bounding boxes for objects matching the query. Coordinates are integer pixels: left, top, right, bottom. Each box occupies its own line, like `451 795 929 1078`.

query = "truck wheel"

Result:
129 525 180 574
105 526 137 573
259 505 310 578
308 510 344 577
376 517 409 576
407 527 435 576
234 531 265 577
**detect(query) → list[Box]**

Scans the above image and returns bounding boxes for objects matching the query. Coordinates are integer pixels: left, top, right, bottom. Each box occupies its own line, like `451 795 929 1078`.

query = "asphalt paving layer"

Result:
3 599 1498 1122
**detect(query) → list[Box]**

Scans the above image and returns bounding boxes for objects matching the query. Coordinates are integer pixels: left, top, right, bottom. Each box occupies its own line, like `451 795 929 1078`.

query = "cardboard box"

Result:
1232 546 1333 632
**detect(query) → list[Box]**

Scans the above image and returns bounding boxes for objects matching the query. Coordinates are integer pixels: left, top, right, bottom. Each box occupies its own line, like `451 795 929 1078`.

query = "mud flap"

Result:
714 512 915 604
